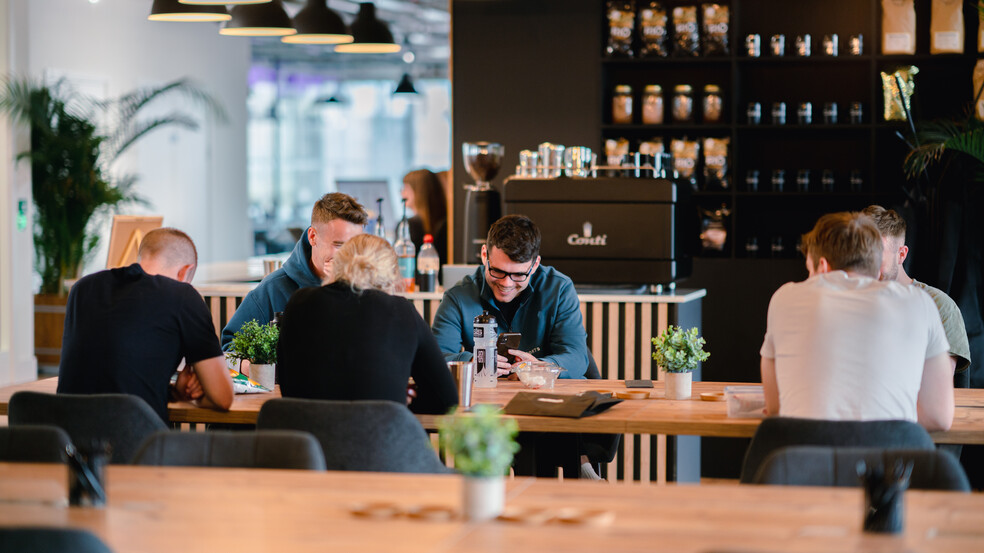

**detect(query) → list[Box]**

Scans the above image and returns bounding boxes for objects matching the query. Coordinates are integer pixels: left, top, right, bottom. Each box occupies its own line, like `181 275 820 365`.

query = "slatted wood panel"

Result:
197 285 704 483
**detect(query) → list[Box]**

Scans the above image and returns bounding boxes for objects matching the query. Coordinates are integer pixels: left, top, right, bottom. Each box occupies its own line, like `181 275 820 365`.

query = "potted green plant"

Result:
652 325 710 400
438 404 519 521
228 320 280 391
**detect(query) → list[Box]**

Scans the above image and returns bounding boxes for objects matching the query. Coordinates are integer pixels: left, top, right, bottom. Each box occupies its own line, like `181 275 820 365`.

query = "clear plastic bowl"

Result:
512 361 563 390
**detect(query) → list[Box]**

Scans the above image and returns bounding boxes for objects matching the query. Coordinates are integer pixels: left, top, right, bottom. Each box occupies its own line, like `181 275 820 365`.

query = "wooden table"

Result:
2 378 981 445
1 462 982 553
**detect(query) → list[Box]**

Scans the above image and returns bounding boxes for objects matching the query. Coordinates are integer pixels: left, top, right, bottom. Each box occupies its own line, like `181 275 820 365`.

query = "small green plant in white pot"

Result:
652 326 709 400
228 320 279 391
439 404 519 521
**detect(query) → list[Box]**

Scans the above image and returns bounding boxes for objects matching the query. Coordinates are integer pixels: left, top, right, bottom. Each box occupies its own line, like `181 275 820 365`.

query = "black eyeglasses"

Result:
486 261 534 282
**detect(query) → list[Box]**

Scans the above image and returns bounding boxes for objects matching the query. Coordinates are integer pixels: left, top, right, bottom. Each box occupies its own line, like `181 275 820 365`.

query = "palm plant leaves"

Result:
0 76 223 294
904 115 984 183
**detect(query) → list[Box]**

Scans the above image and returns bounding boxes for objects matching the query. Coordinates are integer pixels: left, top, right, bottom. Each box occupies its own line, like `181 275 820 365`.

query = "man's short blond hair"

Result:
861 205 906 240
137 228 197 269
331 234 402 293
311 193 368 226
800 212 881 277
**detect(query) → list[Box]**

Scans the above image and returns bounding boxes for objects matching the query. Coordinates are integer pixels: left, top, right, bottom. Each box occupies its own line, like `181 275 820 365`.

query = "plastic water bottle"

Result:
373 198 387 242
473 311 498 388
394 199 416 291
416 234 440 292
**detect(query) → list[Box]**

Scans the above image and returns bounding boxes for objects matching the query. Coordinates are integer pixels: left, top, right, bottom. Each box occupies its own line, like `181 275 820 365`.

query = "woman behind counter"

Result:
401 169 448 266
277 234 458 414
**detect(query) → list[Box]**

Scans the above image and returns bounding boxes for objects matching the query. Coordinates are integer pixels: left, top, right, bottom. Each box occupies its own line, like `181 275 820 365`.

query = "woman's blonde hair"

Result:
330 234 403 294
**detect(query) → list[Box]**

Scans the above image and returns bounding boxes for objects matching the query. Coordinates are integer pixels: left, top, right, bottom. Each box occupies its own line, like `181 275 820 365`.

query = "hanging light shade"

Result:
179 0 269 5
283 0 353 45
179 1 270 4
220 0 296 37
149 0 230 22
335 3 400 54
393 73 419 95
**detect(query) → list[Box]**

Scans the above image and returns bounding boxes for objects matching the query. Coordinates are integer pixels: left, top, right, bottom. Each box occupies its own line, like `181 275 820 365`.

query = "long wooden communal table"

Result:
3 378 983 483
2 463 983 553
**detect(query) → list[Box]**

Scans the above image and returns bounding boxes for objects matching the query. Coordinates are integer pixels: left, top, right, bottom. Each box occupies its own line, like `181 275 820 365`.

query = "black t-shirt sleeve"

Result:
178 285 224 364
408 302 459 414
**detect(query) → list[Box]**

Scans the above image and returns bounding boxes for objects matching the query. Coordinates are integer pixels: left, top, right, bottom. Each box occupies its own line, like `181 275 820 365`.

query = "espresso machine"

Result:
461 142 504 263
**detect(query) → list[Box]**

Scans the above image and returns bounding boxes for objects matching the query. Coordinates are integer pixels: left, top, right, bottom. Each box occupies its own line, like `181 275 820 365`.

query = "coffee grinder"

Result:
462 142 504 263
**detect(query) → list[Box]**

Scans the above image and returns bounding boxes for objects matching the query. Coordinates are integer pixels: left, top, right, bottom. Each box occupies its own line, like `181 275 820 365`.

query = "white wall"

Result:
0 0 251 385
0 0 37 386
22 0 251 269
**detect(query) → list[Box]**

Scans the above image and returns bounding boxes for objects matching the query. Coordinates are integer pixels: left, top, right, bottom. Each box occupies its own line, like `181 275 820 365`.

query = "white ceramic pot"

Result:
664 371 692 400
249 363 276 391
462 476 504 521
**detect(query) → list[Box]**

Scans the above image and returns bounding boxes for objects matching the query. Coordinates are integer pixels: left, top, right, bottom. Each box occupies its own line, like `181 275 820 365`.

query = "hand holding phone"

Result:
496 332 522 363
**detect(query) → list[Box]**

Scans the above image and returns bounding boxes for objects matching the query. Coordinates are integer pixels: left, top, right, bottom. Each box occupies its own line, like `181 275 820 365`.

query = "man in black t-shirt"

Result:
58 228 233 422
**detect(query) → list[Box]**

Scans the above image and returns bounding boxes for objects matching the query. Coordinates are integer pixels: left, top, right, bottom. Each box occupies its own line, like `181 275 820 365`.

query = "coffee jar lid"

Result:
644 84 662 94
704 84 721 93
674 84 693 93
614 84 632 94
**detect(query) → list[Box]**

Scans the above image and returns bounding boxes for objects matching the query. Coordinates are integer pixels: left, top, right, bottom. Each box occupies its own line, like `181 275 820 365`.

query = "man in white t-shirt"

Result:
760 212 954 431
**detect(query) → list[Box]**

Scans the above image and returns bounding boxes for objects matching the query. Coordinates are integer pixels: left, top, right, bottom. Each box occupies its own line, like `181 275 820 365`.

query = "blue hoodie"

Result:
431 265 589 378
221 230 322 349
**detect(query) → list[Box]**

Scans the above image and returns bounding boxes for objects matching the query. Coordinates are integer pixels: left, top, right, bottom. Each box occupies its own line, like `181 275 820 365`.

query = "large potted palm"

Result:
0 77 223 365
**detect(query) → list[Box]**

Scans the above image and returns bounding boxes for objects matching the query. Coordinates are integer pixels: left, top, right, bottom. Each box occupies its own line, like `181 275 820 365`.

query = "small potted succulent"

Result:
228 320 279 391
652 326 710 400
438 404 519 521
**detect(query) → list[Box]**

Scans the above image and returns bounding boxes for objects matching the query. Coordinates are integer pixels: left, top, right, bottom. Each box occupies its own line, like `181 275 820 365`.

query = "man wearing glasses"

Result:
432 214 589 378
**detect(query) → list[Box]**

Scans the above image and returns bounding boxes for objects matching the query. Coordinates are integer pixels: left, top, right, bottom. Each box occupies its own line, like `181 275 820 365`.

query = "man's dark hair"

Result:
486 214 541 263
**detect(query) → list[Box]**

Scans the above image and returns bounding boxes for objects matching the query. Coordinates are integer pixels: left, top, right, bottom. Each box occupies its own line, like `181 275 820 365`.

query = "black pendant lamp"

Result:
220 0 296 37
393 73 418 95
335 3 400 54
179 1 270 4
283 0 353 45
149 0 230 22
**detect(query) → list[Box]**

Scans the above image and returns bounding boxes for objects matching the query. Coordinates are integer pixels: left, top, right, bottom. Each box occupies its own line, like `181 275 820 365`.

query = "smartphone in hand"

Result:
496 332 522 363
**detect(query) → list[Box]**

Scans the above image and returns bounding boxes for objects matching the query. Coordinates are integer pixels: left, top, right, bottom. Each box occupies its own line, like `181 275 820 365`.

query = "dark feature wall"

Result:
451 0 601 262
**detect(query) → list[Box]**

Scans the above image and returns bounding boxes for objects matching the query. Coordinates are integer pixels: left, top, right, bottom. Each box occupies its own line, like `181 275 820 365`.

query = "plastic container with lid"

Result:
672 84 693 122
724 385 767 418
702 84 723 123
641 84 664 124
612 84 633 124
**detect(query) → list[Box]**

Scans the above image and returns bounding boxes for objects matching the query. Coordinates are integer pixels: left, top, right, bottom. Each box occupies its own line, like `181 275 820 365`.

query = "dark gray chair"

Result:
256 398 451 474
0 528 113 553
739 417 935 483
753 446 971 491
0 425 72 463
8 392 167 464
132 430 327 470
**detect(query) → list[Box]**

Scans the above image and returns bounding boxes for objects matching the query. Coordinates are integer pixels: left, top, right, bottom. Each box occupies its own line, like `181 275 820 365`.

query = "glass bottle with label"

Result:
642 85 664 124
672 84 694 122
394 199 416 292
612 85 633 124
702 84 723 123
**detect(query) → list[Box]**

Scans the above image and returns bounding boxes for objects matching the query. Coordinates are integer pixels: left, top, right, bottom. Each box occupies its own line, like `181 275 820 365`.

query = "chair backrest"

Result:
0 425 73 463
8 391 168 464
0 527 113 553
753 446 971 491
256 398 451 474
132 430 327 470
739 417 935 483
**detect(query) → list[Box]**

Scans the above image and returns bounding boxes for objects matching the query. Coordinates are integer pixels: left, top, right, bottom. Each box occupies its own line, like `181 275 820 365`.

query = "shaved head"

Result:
138 228 198 271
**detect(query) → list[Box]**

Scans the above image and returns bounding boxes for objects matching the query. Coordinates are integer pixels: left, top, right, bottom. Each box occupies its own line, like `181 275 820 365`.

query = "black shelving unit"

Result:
600 0 980 260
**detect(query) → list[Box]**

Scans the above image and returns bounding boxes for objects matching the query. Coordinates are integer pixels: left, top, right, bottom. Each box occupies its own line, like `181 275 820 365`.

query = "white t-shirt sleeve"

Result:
760 291 778 358
921 292 950 360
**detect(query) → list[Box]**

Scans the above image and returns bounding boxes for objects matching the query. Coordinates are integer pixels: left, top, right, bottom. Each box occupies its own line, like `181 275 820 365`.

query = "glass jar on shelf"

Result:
612 84 633 124
672 84 694 122
702 84 723 123
642 85 664 124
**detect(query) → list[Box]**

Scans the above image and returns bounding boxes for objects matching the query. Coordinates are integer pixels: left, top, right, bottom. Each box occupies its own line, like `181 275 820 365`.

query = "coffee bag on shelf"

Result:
975 60 984 121
638 2 669 57
882 0 916 55
930 0 964 54
702 4 730 56
672 6 700 57
880 66 919 121
671 138 700 188
703 137 730 190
